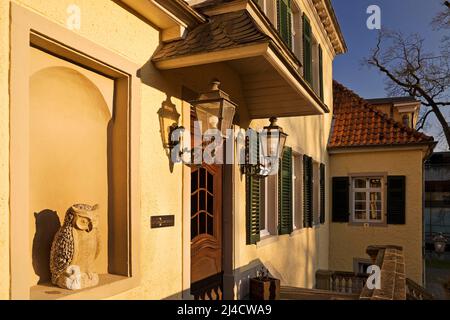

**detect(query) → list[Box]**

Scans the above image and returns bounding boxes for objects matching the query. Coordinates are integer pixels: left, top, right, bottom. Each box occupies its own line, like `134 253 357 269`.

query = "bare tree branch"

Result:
366 4 450 150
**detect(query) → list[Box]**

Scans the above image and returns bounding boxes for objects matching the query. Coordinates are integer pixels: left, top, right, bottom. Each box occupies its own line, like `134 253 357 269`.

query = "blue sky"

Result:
331 0 449 149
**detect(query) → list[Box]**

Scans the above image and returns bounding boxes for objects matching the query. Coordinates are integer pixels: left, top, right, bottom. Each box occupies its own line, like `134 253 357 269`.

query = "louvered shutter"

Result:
246 132 261 244
320 163 326 224
332 177 350 222
303 155 313 228
278 147 293 235
246 174 261 244
318 44 324 101
303 14 313 85
277 0 292 49
387 176 406 225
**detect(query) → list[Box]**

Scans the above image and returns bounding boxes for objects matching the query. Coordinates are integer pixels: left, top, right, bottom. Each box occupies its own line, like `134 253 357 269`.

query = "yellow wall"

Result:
29 48 113 284
329 149 425 284
0 0 10 301
231 0 336 290
0 0 337 299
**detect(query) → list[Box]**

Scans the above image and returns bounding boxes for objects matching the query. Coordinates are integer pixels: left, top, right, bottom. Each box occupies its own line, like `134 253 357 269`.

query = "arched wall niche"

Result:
10 6 140 300
29 60 112 285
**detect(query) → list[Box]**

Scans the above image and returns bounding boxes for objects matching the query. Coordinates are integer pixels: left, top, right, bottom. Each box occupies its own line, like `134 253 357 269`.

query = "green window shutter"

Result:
318 44 324 101
320 163 326 224
303 14 313 86
278 147 293 235
277 0 292 49
246 174 261 244
332 177 350 223
303 155 313 228
387 176 406 225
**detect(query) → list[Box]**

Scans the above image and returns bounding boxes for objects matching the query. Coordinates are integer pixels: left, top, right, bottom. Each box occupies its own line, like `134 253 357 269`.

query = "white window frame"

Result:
351 176 386 224
313 161 320 226
260 173 278 238
292 152 303 230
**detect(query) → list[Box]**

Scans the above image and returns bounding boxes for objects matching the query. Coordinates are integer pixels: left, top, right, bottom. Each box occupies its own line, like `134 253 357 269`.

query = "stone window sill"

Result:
30 274 138 300
257 235 279 248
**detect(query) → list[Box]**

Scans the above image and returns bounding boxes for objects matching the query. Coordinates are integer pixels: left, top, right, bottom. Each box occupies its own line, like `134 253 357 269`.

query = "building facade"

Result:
0 0 347 300
0 0 431 300
425 152 450 249
328 83 435 284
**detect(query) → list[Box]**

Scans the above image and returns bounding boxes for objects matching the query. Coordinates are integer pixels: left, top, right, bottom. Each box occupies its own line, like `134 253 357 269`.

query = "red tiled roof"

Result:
328 81 434 149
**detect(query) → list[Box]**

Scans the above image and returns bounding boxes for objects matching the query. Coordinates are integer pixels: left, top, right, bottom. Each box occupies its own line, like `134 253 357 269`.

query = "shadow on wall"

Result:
162 259 283 300
32 210 61 284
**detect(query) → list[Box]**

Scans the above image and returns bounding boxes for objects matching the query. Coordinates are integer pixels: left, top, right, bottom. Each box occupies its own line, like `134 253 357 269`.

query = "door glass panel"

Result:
199 212 206 235
207 215 213 236
207 193 213 215
191 194 198 215
199 190 206 211
191 170 198 192
191 167 216 239
207 171 214 194
199 168 206 189
191 215 198 240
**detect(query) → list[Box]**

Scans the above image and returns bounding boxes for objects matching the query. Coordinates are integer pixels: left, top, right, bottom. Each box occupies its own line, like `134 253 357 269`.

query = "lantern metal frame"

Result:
168 80 236 166
241 118 289 178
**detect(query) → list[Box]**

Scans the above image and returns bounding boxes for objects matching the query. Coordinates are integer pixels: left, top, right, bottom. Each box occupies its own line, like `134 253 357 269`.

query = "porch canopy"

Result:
152 1 329 118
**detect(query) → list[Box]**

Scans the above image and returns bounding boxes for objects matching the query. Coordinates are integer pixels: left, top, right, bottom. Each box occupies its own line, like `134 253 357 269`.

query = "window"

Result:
260 174 278 238
277 0 293 49
332 175 406 225
351 177 384 223
278 147 293 235
313 161 320 225
402 114 410 127
302 14 324 100
293 153 303 230
353 258 372 274
303 14 313 85
318 45 324 101
319 163 326 224
303 155 313 228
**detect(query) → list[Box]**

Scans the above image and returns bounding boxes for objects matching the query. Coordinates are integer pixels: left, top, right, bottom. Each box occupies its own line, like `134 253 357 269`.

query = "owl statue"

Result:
50 204 101 290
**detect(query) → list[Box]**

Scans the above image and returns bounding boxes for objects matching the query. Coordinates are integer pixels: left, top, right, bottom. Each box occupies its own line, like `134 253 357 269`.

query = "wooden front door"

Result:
190 164 223 299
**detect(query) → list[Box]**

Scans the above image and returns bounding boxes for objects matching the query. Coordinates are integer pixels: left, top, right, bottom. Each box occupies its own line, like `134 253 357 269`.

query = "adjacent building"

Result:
329 83 435 284
425 152 450 249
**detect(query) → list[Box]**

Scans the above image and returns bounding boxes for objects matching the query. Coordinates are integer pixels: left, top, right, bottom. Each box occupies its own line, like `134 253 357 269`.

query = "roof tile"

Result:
329 81 434 149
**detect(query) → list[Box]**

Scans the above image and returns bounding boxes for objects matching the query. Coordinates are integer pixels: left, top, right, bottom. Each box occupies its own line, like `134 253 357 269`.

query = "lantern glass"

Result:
221 100 236 137
260 118 288 159
194 101 219 133
191 81 236 137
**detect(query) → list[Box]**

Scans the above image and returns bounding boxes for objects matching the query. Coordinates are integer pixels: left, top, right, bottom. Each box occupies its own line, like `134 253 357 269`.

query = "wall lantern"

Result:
169 80 236 165
433 233 447 255
242 117 288 178
260 117 288 161
190 80 237 137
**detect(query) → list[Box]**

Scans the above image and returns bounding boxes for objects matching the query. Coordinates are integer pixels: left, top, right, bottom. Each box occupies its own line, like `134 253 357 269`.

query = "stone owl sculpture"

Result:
50 204 101 290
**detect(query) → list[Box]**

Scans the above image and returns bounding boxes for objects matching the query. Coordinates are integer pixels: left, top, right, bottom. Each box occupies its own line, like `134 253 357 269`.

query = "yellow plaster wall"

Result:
233 16 335 290
0 0 11 301
0 0 338 299
1 0 186 300
329 149 425 284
